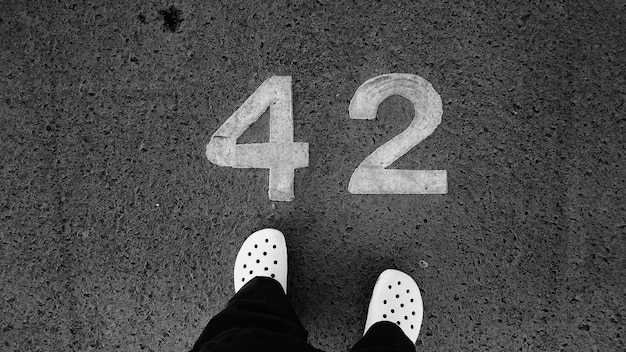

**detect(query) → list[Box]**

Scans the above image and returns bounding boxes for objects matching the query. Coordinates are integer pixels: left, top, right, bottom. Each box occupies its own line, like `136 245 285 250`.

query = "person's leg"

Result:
349 321 416 352
190 229 323 352
191 277 318 351
350 269 424 352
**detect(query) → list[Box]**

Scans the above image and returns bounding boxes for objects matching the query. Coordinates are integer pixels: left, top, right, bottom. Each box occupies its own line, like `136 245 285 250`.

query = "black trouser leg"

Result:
349 321 416 352
190 277 322 352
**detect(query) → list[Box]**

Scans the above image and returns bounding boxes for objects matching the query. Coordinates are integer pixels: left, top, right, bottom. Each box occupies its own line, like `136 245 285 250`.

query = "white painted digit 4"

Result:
205 76 309 201
348 74 447 194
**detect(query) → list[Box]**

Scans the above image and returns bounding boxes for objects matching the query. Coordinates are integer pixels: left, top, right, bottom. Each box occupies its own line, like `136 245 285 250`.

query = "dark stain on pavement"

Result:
158 5 183 32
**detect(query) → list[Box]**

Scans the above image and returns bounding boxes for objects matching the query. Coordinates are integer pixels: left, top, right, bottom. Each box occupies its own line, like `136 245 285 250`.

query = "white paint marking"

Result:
348 73 447 194
206 76 309 201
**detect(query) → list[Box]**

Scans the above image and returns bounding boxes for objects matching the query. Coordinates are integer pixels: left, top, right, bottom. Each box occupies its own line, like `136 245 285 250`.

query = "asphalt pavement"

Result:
1 0 624 351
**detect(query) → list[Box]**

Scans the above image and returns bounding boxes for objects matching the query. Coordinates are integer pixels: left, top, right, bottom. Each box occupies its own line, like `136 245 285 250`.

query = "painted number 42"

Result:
206 74 447 201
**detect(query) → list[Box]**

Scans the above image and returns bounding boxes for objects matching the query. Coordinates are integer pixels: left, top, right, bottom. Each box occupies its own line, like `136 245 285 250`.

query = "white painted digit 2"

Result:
205 76 309 201
348 73 447 194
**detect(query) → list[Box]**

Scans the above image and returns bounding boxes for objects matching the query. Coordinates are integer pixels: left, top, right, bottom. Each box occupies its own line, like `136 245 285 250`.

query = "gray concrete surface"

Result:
1 0 624 351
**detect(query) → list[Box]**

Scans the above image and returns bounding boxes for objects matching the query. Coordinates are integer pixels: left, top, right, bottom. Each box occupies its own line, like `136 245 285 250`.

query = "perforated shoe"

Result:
363 269 424 343
234 228 288 294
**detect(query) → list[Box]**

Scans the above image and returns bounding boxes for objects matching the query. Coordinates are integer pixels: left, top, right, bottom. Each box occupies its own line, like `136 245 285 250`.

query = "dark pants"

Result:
191 277 416 352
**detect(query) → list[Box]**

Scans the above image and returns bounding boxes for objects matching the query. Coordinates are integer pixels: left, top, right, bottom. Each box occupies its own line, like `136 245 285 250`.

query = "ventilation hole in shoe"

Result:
264 267 268 271
256 259 260 263
265 238 269 243
274 260 278 265
396 294 400 298
391 309 395 313
404 316 408 320
241 278 245 282
273 245 276 249
398 281 401 285
383 300 387 304
396 321 401 325
383 314 387 318
263 252 267 256
400 303 404 308
412 311 415 315
249 270 253 274
411 325 414 329
248 252 251 256
410 298 414 303
243 264 247 268
388 285 392 289
254 244 258 248
271 273 275 278
406 289 410 293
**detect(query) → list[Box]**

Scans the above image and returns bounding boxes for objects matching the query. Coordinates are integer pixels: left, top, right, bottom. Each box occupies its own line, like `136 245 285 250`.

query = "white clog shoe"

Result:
234 228 288 294
363 269 424 343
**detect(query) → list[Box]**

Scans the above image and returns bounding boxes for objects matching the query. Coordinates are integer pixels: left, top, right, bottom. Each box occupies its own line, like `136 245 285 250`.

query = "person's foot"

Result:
234 228 288 293
363 269 424 343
